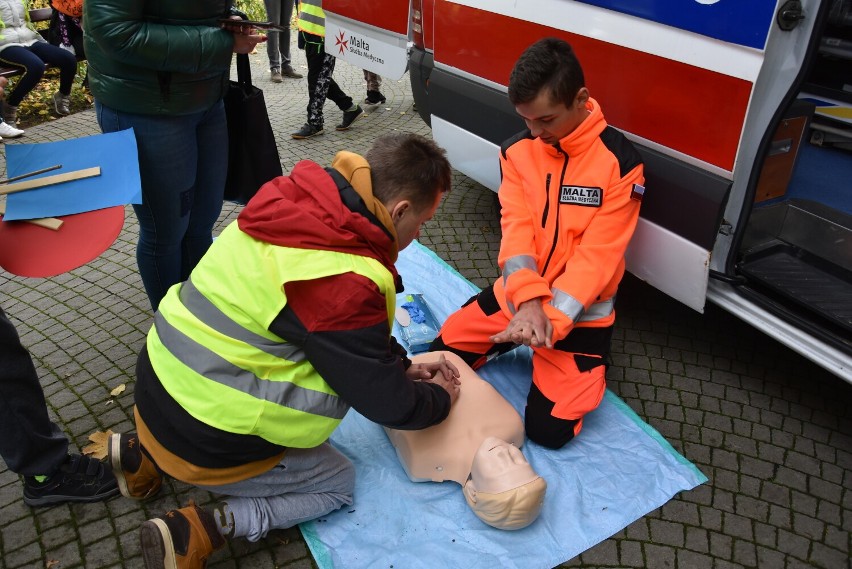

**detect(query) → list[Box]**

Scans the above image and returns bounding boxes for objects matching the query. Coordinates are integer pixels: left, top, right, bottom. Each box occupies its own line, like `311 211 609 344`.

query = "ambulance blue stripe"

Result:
575 0 776 49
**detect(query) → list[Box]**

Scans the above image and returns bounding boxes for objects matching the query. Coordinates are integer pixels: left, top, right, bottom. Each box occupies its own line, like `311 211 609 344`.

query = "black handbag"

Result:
223 53 283 204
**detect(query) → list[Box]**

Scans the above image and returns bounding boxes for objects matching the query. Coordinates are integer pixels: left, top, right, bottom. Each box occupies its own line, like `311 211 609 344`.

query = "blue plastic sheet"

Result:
4 129 142 221
301 241 707 568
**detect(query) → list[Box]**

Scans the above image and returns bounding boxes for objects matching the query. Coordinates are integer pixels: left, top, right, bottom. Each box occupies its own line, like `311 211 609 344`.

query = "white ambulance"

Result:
324 0 852 383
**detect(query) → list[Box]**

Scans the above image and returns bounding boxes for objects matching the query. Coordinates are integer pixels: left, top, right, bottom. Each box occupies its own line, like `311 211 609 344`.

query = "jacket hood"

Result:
237 152 399 268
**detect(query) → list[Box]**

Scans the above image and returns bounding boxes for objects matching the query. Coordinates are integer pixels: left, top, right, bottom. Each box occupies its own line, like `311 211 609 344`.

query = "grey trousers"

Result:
199 442 355 542
263 0 295 70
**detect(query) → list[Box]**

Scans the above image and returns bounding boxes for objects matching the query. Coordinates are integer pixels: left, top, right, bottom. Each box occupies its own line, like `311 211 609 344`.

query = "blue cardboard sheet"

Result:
4 129 142 221
301 241 707 568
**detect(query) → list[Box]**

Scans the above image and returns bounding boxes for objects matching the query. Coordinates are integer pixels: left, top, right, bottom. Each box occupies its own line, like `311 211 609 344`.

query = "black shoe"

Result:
23 453 119 507
282 65 303 79
291 123 324 139
365 90 386 104
336 106 364 131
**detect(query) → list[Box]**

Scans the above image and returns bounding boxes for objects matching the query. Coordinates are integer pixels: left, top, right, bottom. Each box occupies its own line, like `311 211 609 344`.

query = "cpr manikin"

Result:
385 351 547 530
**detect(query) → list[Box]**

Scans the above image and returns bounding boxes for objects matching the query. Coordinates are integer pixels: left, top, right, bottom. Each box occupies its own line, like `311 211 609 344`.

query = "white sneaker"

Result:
0 121 24 138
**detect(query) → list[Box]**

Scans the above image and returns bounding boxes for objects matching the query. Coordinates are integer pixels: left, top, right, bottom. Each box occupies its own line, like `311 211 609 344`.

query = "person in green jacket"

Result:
82 0 266 311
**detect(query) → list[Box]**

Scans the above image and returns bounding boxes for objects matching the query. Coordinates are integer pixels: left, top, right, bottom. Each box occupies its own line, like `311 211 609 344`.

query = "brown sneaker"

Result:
108 432 163 500
140 503 225 569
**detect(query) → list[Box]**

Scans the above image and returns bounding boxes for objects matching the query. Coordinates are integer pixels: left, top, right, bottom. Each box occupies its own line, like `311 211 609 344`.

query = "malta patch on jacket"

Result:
559 185 602 207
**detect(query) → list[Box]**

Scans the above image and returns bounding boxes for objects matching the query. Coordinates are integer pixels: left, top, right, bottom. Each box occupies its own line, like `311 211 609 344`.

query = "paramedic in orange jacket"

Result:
430 38 645 449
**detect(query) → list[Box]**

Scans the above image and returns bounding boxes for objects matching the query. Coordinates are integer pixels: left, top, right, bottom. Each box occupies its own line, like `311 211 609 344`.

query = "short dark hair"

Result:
508 38 585 108
367 133 452 210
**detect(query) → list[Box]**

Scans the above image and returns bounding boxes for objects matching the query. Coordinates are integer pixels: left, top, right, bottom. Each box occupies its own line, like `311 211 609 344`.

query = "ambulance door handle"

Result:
777 0 805 31
769 138 792 156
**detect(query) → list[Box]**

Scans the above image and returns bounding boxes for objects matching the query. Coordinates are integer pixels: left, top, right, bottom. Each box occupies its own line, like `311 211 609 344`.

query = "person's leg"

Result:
200 443 356 541
181 99 227 282
263 0 281 75
0 306 68 475
525 325 613 448
304 36 327 128
0 46 47 107
0 305 118 506
279 0 296 72
136 442 354 567
96 101 213 310
28 41 77 95
429 285 516 369
322 53 354 112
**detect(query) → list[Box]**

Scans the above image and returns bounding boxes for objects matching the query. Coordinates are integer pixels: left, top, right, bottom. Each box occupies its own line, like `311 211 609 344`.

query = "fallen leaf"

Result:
110 384 126 397
104 400 114 406
46 559 60 568
81 429 115 461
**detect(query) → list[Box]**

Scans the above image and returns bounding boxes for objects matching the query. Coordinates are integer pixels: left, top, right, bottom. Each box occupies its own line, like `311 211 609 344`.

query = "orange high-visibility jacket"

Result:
494 97 644 342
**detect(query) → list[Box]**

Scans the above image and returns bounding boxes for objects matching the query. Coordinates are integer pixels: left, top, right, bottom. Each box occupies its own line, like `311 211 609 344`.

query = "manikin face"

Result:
514 87 590 146
468 436 540 494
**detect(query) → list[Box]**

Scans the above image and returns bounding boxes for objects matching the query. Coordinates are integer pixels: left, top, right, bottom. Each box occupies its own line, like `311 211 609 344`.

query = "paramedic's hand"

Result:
491 300 553 348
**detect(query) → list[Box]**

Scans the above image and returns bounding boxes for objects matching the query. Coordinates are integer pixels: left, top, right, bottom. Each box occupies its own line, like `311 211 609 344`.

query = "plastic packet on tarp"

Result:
395 293 440 353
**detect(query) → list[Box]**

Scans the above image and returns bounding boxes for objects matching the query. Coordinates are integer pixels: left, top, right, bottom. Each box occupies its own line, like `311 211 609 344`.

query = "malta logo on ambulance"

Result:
334 28 385 66
559 186 603 207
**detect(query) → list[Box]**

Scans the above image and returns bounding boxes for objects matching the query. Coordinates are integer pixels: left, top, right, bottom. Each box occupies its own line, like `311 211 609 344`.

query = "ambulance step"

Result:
738 245 852 333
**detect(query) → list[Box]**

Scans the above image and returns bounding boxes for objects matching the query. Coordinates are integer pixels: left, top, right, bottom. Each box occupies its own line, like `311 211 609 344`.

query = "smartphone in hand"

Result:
217 18 287 32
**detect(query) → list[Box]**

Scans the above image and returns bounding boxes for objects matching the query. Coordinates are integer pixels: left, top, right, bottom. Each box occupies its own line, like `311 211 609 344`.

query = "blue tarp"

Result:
301 241 707 568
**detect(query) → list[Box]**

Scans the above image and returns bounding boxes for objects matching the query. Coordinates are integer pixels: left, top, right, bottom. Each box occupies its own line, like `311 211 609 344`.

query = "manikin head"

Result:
462 437 547 530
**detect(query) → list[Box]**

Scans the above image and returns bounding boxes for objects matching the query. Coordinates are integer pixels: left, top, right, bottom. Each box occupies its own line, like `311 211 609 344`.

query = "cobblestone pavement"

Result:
1 47 850 569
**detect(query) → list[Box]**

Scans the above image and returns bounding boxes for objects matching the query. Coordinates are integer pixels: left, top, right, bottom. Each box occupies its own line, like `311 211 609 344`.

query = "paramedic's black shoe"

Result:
109 432 163 500
291 123 324 139
336 105 364 130
140 502 225 569
23 453 119 506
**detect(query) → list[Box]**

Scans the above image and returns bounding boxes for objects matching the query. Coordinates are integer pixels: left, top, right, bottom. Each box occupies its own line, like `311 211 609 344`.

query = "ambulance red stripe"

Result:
323 0 408 35
433 4 752 172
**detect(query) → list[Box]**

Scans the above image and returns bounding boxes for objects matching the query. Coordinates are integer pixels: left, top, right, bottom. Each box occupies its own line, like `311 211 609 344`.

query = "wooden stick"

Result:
0 202 63 230
1 164 62 184
0 167 101 196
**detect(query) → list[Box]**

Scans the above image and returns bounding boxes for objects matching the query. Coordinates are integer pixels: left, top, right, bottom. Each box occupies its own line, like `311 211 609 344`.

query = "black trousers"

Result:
0 306 68 476
302 32 353 127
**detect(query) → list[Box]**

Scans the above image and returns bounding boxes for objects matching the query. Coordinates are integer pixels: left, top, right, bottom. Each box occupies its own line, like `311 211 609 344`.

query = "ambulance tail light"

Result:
411 0 425 48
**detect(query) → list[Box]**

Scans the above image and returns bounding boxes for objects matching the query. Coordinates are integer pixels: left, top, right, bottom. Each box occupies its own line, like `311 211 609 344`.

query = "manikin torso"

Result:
384 351 525 485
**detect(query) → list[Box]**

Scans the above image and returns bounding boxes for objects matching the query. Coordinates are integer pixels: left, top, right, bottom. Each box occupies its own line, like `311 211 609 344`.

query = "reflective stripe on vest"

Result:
297 0 324 36
148 222 396 448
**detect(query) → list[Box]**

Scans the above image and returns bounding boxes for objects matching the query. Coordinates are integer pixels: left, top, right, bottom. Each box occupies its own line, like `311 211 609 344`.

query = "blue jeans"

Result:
96 101 228 310
0 42 77 106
